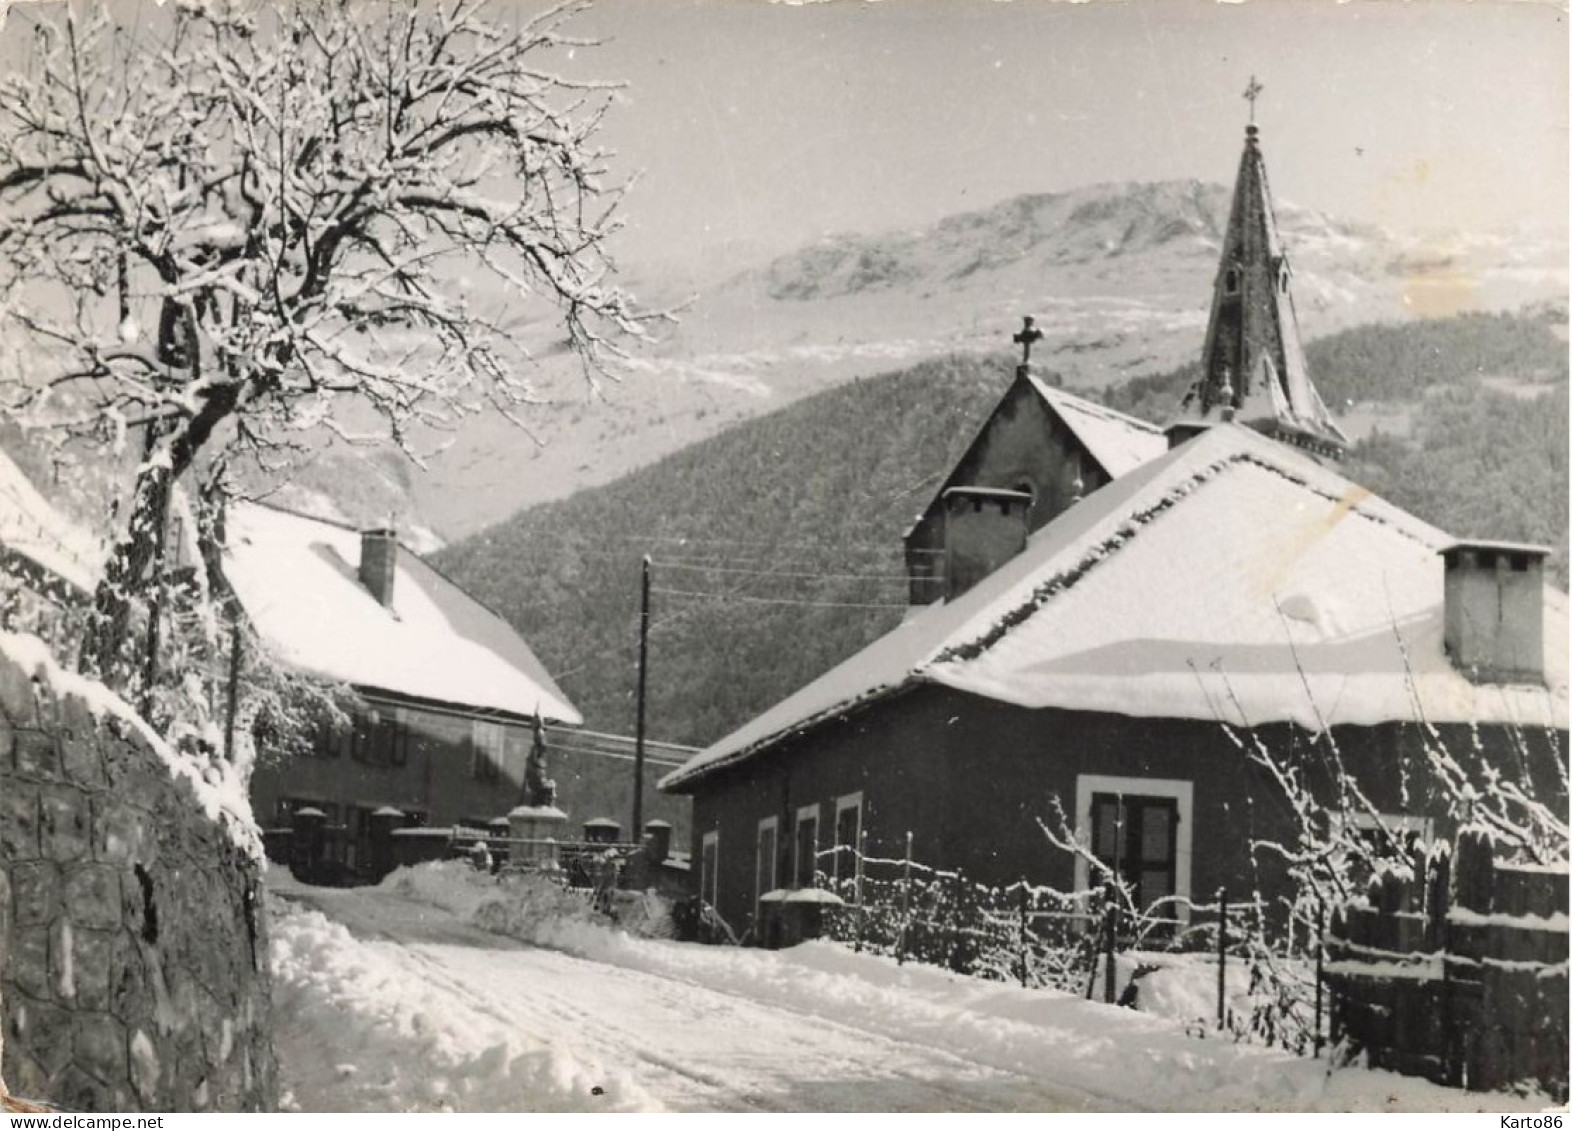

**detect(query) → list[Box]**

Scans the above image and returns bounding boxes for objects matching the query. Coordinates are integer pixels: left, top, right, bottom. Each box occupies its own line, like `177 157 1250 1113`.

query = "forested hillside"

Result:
434 308 1569 761
432 354 1008 746
1345 383 1569 582
1103 306 1568 421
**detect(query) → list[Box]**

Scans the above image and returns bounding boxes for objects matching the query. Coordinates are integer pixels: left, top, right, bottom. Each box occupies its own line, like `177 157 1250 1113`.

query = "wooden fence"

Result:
1324 829 1568 1099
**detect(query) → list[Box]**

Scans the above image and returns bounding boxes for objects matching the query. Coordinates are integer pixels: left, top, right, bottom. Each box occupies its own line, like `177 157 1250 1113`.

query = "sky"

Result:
1 0 1562 275
538 0 1570 275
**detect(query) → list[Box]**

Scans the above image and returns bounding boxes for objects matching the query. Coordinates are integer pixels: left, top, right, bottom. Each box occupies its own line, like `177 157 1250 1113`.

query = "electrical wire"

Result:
651 586 908 610
648 558 917 583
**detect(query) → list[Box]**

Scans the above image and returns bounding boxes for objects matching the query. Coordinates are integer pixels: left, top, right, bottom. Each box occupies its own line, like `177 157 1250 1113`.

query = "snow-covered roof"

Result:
221 502 580 725
0 447 100 593
1026 376 1167 479
663 425 1568 791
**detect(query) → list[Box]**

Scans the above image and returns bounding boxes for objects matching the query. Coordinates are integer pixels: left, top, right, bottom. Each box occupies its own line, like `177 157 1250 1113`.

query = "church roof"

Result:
221 501 581 725
661 425 1568 792
904 373 1165 540
1027 376 1167 478
1165 124 1347 456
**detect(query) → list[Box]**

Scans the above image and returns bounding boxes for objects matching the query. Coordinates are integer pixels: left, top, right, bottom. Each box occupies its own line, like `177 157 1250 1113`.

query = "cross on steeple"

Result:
1013 316 1043 370
1243 75 1264 125
1163 102 1350 459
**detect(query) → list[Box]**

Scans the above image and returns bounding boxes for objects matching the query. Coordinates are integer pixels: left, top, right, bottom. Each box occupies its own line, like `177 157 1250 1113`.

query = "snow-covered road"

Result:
272 879 1092 1112
267 863 1552 1114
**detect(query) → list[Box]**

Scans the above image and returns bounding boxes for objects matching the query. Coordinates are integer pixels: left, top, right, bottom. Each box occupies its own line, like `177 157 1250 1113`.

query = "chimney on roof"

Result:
359 527 398 608
1440 540 1548 685
943 486 1031 601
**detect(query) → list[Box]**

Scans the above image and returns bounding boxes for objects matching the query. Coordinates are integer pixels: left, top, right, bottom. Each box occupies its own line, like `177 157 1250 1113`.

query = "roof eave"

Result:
658 679 916 793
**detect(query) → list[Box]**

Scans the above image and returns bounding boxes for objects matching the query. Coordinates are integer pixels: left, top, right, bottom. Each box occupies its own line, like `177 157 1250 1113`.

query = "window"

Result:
352 705 409 767
1224 265 1241 295
1090 793 1178 916
471 718 506 782
303 714 342 759
1074 775 1193 925
700 830 720 909
756 817 779 921
794 804 820 888
833 792 863 886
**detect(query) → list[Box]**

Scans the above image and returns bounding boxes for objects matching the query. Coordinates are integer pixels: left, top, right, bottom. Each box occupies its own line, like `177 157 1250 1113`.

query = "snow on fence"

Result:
1324 828 1568 1099
799 839 1329 1055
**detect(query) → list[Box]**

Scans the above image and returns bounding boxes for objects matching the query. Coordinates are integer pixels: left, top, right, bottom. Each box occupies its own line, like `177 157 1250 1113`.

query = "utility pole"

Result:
632 554 651 840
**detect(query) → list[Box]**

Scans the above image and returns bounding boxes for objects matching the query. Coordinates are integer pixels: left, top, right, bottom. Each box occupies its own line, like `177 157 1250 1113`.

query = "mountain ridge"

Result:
409 178 1564 538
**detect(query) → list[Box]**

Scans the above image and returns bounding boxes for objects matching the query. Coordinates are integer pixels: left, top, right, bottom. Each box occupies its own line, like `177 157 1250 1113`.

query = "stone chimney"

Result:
1440 540 1548 685
359 528 398 608
943 487 1031 601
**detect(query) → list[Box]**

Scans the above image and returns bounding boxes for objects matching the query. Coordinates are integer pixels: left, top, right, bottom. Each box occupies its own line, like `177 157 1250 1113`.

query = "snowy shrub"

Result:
819 851 1098 994
386 860 677 946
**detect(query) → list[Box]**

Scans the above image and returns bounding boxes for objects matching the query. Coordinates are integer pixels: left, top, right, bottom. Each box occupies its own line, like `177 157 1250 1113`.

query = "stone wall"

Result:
0 646 276 1112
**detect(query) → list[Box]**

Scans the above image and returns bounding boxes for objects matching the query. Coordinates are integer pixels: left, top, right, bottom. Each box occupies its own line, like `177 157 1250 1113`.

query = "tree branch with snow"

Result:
0 0 663 689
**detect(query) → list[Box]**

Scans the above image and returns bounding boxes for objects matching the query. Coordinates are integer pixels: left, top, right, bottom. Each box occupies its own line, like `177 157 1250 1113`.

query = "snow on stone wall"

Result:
0 639 276 1112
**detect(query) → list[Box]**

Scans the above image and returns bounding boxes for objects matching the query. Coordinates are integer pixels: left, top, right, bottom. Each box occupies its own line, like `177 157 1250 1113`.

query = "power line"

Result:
648 558 917 583
572 726 701 753
651 586 908 611
469 527 939 557
552 741 688 770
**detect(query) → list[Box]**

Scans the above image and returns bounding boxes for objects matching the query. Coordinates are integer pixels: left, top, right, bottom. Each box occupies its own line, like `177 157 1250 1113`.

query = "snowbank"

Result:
268 898 655 1112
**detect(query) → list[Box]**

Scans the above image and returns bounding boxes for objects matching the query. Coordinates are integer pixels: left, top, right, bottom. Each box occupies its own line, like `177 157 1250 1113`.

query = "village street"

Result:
264 867 1534 1114
268 876 1096 1112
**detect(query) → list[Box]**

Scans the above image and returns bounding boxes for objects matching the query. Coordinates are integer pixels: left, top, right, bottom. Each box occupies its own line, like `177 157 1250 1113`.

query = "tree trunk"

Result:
80 382 243 690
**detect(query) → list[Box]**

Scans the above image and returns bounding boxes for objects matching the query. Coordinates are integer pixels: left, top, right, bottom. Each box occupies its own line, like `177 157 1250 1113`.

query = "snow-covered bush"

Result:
819 851 1098 994
386 860 677 946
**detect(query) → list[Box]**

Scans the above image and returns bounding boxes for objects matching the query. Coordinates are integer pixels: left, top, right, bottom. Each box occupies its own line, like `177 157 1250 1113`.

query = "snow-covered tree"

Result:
0 0 653 687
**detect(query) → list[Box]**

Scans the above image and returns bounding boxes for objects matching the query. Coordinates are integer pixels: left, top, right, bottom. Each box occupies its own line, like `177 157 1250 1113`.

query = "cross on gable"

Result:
1243 75 1264 124
1013 315 1044 365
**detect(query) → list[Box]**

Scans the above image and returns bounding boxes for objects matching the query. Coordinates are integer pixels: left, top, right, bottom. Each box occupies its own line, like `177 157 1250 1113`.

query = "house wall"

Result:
686 689 956 939
905 377 1110 604
249 697 534 834
683 683 1569 934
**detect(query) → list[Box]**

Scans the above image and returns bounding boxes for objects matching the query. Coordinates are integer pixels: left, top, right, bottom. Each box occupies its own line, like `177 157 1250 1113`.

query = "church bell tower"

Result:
1166 81 1348 459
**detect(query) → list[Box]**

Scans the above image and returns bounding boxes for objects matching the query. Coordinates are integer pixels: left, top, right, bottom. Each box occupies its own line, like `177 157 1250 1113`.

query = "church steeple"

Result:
1166 90 1348 459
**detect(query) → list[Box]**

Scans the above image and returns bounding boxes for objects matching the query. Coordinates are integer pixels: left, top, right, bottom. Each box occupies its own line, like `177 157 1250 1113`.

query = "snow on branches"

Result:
0 0 657 683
